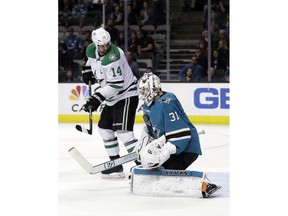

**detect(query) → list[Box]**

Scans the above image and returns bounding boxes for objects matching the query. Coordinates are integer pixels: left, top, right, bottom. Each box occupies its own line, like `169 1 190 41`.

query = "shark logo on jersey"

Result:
160 98 171 104
109 53 116 62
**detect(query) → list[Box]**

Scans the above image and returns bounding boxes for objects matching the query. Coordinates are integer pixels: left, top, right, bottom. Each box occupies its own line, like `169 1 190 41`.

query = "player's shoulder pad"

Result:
102 44 120 66
86 43 96 59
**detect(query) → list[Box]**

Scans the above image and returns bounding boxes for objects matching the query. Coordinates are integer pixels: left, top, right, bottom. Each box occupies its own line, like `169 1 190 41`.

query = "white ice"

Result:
58 123 229 216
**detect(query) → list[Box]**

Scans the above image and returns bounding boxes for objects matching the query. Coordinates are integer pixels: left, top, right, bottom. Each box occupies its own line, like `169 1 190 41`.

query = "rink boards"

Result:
58 83 230 124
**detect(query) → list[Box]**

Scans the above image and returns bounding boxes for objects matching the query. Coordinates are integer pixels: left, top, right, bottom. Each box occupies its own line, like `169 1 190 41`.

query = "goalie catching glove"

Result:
84 92 105 112
82 68 96 85
140 135 176 168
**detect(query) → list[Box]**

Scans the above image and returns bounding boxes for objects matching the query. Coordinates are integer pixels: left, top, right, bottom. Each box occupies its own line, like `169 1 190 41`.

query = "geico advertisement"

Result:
58 83 229 116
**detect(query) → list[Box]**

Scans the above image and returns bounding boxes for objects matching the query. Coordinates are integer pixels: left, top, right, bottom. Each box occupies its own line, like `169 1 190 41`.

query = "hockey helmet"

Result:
91 27 111 46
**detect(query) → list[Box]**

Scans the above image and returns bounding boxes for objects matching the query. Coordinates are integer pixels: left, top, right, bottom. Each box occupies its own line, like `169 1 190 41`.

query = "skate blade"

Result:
101 172 125 179
207 185 222 198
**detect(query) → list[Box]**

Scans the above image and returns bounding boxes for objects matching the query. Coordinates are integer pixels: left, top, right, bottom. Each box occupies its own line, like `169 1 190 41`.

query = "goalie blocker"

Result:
130 166 221 198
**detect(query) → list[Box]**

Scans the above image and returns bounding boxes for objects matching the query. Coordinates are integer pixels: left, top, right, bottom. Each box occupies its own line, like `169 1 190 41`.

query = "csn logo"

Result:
69 85 105 112
194 88 229 109
69 85 89 112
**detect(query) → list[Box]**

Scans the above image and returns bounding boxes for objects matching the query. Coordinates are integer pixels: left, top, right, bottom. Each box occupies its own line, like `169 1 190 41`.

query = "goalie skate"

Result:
202 183 221 198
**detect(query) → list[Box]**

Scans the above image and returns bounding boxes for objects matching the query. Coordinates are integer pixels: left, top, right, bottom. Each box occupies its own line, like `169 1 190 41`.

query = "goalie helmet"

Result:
91 27 111 46
138 73 161 106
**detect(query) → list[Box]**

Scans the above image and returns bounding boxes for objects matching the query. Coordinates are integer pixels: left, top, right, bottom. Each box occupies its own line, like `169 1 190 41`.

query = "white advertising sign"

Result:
58 83 229 117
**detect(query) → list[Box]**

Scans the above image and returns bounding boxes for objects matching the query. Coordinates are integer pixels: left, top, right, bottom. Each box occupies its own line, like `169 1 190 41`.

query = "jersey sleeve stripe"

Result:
107 80 124 84
166 128 191 140
168 135 191 142
109 84 124 89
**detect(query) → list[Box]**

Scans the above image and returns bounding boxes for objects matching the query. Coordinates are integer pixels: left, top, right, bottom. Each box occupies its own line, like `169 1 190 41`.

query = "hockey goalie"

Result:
130 73 221 198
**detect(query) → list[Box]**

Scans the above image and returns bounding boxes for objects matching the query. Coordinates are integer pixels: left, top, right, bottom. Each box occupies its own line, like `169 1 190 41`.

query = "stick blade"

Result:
75 125 92 135
68 147 93 173
75 125 82 132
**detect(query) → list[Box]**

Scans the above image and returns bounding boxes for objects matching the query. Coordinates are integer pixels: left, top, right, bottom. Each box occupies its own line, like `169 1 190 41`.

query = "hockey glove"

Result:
82 68 96 85
140 139 176 168
84 92 105 112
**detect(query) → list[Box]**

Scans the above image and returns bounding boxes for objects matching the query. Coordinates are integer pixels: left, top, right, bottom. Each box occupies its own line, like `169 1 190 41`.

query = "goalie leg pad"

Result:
130 166 206 198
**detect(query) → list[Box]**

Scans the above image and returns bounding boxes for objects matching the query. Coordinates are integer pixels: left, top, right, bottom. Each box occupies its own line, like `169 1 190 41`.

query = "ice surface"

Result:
58 123 229 216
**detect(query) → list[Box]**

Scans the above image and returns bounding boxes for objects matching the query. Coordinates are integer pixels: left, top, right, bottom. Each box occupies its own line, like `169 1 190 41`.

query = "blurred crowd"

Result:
58 0 229 83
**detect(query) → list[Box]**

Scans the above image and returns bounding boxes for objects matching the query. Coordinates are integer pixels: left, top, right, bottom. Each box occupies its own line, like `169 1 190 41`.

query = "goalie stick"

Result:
75 80 93 135
68 129 206 175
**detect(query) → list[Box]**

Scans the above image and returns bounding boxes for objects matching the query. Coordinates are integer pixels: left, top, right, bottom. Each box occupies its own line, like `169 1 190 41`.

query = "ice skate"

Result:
100 155 125 179
101 164 125 179
202 182 221 198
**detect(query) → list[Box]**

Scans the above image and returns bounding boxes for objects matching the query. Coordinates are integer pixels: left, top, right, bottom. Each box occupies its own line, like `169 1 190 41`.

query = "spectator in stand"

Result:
126 51 140 80
137 30 156 57
211 50 226 71
71 0 88 26
217 40 229 80
217 40 229 64
151 0 166 27
212 0 227 29
194 47 208 79
64 28 83 59
131 0 144 18
127 4 138 25
183 0 198 11
178 56 202 81
128 30 139 55
198 39 208 57
201 67 227 82
225 13 230 38
59 0 73 27
105 18 119 44
184 67 200 82
80 39 91 61
60 69 81 83
109 4 124 25
201 29 209 44
218 29 229 47
104 0 115 16
202 0 226 29
84 30 92 41
138 1 153 26
116 31 125 50
59 42 73 72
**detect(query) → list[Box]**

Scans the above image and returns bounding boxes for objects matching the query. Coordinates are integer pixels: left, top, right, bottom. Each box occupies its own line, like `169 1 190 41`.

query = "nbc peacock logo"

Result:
69 85 90 101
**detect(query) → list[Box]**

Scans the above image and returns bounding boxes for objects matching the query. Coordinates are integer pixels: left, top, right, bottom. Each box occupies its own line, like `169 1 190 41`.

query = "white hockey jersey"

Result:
85 43 138 106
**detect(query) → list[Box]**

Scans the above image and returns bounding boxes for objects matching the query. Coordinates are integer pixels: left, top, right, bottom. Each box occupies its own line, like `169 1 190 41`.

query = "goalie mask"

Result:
138 73 161 106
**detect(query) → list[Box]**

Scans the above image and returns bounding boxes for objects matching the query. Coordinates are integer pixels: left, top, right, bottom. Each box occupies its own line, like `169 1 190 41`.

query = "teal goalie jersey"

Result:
142 92 202 155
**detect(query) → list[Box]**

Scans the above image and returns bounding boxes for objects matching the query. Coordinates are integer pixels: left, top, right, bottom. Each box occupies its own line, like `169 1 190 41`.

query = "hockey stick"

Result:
68 129 205 175
75 80 93 135
68 147 138 174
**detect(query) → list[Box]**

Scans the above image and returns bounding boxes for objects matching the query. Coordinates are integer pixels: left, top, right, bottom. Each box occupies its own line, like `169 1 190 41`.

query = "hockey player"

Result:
82 27 139 178
136 73 220 197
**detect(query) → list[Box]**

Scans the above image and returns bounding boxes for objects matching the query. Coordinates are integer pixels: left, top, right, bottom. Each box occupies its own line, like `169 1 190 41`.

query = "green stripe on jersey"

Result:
109 84 123 89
